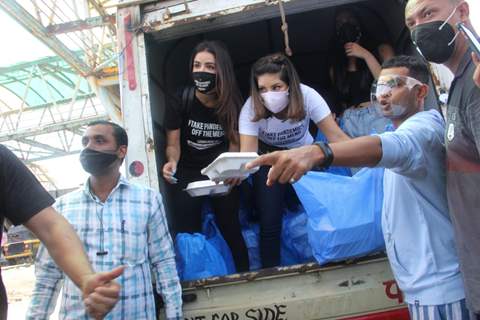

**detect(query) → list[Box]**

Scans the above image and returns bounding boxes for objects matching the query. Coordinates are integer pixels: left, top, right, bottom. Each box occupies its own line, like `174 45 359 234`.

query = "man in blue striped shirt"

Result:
27 121 182 319
247 56 470 320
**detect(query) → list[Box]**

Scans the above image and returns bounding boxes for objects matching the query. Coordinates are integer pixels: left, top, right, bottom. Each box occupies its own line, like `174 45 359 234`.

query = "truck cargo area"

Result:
134 1 413 318
142 0 412 217
142 0 408 274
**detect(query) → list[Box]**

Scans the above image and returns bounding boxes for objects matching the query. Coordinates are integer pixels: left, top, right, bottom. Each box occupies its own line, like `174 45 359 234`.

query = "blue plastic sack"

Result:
202 214 236 274
281 207 314 266
293 168 385 264
175 233 228 281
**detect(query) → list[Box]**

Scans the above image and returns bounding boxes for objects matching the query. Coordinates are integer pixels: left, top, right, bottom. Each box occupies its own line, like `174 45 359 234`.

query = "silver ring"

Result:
289 178 295 184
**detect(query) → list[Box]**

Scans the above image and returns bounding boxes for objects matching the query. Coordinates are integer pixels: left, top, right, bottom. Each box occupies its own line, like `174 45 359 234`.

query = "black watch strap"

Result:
313 141 334 169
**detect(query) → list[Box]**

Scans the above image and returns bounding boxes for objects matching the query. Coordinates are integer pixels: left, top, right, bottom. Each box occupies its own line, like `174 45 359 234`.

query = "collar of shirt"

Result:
82 175 130 201
453 49 474 80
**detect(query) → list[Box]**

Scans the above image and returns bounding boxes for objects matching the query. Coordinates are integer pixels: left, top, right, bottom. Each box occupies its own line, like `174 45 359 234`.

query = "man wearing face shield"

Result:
27 121 183 320
406 0 480 317
245 55 471 319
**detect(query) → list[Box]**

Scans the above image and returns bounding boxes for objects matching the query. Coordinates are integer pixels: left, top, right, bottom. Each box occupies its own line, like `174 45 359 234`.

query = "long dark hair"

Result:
330 7 377 110
250 53 305 122
189 41 242 144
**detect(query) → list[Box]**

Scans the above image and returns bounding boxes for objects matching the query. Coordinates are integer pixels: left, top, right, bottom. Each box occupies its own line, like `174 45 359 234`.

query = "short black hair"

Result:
87 120 128 147
381 55 430 84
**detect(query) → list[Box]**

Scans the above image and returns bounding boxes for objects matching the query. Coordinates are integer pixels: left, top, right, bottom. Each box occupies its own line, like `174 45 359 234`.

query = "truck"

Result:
109 0 440 318
1 225 40 266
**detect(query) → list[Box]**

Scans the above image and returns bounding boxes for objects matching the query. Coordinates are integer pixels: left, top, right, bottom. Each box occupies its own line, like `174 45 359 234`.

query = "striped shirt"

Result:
26 176 182 319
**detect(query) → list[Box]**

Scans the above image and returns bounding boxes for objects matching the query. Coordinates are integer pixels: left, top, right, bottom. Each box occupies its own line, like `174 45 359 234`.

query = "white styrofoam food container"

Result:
201 152 259 181
184 180 231 197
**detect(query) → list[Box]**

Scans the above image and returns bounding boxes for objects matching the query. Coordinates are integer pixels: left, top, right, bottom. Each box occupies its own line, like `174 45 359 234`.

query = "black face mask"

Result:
80 148 119 176
411 20 457 64
192 71 216 93
337 22 362 45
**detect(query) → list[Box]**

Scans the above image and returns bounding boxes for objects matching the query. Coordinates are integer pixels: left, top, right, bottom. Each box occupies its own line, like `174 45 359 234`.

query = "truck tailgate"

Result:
161 256 407 320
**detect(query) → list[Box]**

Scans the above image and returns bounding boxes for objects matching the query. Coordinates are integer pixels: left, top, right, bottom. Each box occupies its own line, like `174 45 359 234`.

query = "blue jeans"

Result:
342 104 392 138
252 166 291 268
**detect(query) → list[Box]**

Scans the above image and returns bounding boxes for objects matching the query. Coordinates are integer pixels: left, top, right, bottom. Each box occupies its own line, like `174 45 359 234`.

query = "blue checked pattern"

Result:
26 176 182 320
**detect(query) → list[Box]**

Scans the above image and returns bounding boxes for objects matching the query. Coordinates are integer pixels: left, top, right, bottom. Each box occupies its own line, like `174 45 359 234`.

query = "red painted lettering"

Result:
383 280 404 304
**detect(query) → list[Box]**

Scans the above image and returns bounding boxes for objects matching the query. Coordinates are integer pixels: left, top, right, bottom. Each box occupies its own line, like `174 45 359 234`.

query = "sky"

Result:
0 1 479 188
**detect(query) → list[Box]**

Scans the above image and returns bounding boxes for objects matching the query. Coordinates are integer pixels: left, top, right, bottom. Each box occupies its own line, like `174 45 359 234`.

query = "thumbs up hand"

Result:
81 266 125 319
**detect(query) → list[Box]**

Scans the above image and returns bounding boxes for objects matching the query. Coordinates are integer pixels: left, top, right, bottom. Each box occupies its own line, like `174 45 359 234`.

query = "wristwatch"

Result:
312 141 334 169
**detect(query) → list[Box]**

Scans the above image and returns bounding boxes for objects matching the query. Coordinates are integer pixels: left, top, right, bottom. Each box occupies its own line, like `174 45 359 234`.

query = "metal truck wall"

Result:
159 258 408 320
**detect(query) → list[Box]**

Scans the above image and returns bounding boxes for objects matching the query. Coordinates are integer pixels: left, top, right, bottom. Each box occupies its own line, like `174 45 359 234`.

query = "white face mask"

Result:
261 90 289 114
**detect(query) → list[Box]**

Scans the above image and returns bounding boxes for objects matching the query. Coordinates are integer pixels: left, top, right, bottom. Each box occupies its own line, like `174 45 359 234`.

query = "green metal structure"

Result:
0 0 120 187
0 54 107 164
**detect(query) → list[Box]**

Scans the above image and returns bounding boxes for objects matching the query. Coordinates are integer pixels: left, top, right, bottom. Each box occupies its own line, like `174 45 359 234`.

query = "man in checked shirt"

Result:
27 120 183 320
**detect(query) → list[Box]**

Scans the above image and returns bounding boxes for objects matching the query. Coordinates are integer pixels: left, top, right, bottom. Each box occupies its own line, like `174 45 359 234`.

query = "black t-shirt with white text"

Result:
165 92 228 170
0 144 54 319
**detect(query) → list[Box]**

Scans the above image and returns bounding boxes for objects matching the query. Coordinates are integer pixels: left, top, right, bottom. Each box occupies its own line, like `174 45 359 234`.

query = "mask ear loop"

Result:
448 30 460 46
439 6 457 30
439 5 461 46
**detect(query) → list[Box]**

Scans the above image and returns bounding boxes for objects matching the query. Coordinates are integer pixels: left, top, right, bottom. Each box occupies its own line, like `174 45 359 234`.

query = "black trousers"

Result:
252 166 290 268
165 166 249 272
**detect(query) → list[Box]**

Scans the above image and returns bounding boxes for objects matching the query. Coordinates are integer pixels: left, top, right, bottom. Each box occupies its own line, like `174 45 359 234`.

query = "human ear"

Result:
457 1 470 24
118 145 128 160
417 84 429 100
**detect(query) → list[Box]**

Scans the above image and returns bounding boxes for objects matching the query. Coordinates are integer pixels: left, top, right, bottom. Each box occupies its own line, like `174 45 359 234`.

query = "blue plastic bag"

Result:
241 223 261 271
202 214 236 274
281 207 314 266
293 168 385 264
175 233 228 281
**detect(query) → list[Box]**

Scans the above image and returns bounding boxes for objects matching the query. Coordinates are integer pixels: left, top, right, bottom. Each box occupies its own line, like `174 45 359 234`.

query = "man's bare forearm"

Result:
329 136 383 168
24 207 94 289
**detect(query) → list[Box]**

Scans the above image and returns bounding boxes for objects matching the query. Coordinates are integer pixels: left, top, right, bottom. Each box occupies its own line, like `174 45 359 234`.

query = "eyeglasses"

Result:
371 75 423 104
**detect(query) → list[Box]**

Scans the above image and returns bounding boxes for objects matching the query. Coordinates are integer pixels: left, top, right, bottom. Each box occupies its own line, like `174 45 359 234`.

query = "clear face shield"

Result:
370 75 423 119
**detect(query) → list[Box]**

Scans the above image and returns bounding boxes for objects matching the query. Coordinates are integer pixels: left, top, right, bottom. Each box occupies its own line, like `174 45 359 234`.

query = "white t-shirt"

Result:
239 84 331 148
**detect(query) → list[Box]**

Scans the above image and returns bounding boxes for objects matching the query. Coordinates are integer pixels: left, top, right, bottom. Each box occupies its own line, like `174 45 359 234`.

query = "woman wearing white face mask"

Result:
239 53 350 268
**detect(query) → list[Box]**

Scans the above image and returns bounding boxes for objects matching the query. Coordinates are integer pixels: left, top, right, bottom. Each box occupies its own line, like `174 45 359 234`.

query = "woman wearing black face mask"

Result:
162 40 249 272
329 7 395 139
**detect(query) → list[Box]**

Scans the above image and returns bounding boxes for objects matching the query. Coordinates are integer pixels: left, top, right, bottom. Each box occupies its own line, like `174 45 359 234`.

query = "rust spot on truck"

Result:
181 253 387 289
142 2 272 33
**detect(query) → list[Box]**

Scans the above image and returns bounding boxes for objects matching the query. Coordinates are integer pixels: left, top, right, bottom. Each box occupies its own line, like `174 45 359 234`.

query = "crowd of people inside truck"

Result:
0 0 480 319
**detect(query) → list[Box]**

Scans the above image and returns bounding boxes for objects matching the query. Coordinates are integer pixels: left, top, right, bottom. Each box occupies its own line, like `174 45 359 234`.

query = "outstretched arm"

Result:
246 111 443 186
246 136 382 186
24 207 123 319
24 207 95 289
